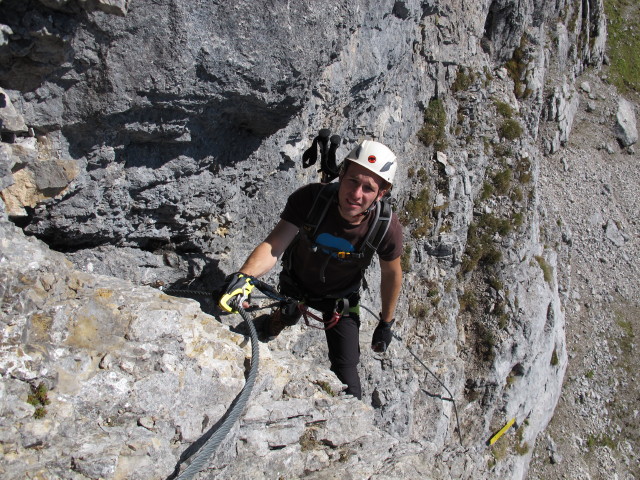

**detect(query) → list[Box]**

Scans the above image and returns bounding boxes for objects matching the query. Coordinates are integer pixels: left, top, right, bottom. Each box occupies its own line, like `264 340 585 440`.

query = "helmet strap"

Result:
358 200 377 217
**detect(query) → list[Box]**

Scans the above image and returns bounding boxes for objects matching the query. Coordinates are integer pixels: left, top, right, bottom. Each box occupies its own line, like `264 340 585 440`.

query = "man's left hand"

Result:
372 318 395 353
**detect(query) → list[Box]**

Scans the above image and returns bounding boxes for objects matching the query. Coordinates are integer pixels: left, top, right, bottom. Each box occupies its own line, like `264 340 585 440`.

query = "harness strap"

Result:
298 298 349 330
303 182 339 239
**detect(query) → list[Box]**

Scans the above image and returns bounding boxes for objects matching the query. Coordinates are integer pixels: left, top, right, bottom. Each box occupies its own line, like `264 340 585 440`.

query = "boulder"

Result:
615 97 638 147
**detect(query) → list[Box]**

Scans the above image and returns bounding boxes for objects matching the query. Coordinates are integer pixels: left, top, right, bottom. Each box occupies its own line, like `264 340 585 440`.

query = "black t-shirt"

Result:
280 183 403 297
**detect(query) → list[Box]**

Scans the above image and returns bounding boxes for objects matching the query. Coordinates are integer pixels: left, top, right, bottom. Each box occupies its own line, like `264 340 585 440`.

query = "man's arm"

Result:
379 256 403 323
238 219 299 277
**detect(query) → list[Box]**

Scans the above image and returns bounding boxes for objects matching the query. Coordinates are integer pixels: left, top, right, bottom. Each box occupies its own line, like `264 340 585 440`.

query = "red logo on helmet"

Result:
367 155 376 163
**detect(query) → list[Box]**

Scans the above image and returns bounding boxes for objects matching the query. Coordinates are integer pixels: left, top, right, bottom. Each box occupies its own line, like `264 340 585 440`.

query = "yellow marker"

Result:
489 417 516 445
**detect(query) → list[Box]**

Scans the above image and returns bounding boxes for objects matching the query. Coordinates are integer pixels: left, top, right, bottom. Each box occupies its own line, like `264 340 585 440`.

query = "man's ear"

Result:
377 189 388 201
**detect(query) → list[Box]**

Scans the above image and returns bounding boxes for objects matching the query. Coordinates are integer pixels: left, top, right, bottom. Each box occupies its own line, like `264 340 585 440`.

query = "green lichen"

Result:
499 119 523 140
418 98 447 151
27 382 50 419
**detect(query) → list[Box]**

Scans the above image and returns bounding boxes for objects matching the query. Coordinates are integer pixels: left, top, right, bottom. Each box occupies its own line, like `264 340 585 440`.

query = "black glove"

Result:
371 318 395 353
218 272 255 313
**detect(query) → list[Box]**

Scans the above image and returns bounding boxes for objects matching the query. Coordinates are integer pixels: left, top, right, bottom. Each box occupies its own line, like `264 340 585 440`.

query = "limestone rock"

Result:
615 97 638 147
0 0 612 478
0 88 27 133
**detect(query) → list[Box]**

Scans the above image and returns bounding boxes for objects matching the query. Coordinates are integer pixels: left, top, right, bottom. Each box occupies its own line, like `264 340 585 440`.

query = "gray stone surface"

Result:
0 87 27 133
0 0 613 479
615 97 638 147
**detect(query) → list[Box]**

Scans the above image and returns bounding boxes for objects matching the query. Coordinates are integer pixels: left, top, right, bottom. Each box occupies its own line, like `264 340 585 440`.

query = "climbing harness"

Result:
164 283 344 332
297 297 349 331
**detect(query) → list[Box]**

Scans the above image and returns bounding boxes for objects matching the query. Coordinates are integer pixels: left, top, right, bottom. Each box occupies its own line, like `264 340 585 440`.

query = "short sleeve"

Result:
377 213 403 261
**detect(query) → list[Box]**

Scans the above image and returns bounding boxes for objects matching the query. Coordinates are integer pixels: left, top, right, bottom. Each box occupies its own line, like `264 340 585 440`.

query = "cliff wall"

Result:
0 0 608 478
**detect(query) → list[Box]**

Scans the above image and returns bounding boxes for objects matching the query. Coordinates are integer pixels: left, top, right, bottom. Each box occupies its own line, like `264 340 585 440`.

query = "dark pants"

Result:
278 277 362 399
324 309 361 399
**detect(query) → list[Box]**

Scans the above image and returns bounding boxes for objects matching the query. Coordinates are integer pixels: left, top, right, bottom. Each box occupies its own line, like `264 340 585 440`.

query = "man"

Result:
219 139 403 399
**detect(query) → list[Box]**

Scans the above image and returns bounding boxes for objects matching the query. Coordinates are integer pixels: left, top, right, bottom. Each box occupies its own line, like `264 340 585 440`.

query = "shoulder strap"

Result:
359 199 392 262
357 199 392 292
303 182 339 238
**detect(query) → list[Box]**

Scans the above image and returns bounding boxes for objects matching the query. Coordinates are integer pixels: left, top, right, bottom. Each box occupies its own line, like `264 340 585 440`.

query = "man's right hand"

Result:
218 272 255 313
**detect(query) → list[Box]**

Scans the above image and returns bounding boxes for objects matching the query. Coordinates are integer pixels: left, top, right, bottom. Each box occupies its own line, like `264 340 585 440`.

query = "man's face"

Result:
338 162 387 222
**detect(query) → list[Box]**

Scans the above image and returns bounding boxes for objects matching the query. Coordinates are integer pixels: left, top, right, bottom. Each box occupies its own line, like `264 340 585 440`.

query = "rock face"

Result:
0 0 608 479
615 97 638 147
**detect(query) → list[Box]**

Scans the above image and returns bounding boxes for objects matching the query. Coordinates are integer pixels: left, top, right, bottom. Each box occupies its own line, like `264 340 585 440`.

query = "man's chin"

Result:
339 205 362 219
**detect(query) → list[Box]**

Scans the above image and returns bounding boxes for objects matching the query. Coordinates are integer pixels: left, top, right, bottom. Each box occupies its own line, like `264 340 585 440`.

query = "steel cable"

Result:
175 304 259 480
361 305 463 445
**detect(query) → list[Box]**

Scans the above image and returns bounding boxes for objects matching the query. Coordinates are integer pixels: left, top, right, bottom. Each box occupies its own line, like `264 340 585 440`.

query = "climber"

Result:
218 139 403 399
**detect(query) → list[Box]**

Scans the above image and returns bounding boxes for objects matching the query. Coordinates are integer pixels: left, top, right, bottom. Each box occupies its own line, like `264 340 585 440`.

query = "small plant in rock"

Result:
400 244 412 272
495 100 514 118
551 348 559 366
461 213 512 273
479 214 512 236
314 380 335 396
459 290 478 313
461 232 502 274
452 67 476 93
493 143 513 158
418 98 447 151
426 283 439 298
492 168 513 196
499 119 523 140
338 447 354 463
409 301 431 319
512 212 525 228
300 428 321 451
510 186 523 203
534 255 553 284
515 156 532 183
430 295 441 308
487 277 504 291
27 382 50 419
480 181 494 202
586 433 617 450
505 35 532 98
490 436 509 462
515 426 530 455
497 313 509 329
402 188 433 239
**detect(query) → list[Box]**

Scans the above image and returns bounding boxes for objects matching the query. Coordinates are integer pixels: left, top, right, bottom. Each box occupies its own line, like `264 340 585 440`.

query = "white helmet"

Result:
344 140 397 185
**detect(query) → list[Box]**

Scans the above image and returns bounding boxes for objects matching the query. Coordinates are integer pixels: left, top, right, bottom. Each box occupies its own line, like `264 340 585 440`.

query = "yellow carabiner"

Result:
219 274 255 313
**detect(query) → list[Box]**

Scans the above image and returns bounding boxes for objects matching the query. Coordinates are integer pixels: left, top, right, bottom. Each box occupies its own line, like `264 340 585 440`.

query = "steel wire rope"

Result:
165 280 462 479
361 305 463 445
174 302 259 480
